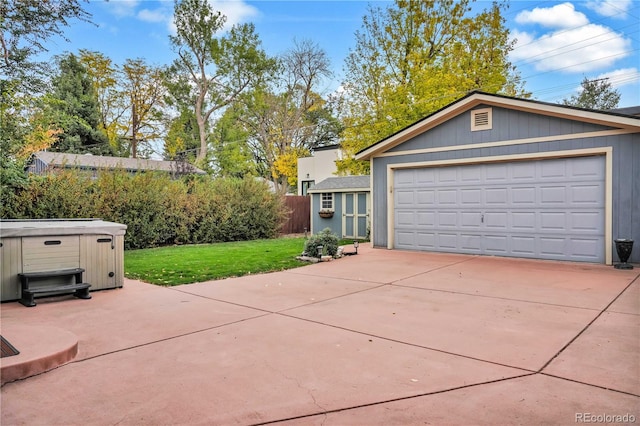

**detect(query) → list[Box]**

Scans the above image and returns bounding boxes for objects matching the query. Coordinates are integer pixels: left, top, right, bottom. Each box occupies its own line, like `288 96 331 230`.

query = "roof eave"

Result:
355 92 640 161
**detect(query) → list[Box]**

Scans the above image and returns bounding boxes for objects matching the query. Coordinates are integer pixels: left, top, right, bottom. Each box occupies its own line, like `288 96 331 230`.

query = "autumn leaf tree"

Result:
169 0 274 165
337 0 527 174
234 40 342 194
79 50 128 153
121 59 167 158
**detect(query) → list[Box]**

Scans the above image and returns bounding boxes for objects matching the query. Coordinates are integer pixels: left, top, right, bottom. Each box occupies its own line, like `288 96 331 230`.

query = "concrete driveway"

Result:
1 246 638 425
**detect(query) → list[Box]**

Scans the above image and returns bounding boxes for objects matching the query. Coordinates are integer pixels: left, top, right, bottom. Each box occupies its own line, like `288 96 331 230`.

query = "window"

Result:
321 193 334 210
471 107 492 131
301 180 315 196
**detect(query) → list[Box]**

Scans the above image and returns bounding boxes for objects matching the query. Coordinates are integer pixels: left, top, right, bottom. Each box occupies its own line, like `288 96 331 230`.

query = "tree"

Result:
562 77 621 110
45 53 111 154
235 40 342 193
79 50 127 152
337 0 526 174
1 0 91 90
121 59 167 158
170 0 274 164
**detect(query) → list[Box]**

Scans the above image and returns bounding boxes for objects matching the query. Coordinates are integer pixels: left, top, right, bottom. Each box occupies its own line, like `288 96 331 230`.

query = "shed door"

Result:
393 156 605 262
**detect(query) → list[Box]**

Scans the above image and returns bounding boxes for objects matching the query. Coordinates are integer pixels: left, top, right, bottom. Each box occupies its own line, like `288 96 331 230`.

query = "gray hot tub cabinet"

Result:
0 219 127 302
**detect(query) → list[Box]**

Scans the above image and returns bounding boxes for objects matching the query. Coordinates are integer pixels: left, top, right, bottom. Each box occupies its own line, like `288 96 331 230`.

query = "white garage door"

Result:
393 156 605 262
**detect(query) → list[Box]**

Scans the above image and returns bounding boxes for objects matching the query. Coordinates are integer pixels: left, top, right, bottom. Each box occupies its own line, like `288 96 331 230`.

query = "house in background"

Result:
356 91 640 265
297 144 343 196
26 151 206 177
308 175 370 240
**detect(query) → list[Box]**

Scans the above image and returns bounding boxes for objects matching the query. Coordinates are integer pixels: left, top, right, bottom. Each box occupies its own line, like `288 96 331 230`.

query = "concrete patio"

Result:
1 246 638 425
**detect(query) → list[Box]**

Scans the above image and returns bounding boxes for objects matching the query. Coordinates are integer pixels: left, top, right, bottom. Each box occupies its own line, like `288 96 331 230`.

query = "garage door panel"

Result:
396 190 414 205
461 188 482 205
437 168 457 183
512 212 536 230
461 212 482 228
570 212 602 232
437 212 458 227
416 168 435 184
540 186 567 204
570 238 601 259
540 212 566 231
437 189 457 204
417 190 435 205
511 163 536 180
417 212 435 226
485 188 508 205
416 233 436 248
512 187 536 204
396 211 415 226
393 156 605 262
484 235 508 254
437 233 458 249
571 184 604 204
485 212 508 229
460 234 482 252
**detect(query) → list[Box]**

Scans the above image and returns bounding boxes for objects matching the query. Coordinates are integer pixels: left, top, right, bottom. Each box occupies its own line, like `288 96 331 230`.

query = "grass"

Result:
124 237 307 286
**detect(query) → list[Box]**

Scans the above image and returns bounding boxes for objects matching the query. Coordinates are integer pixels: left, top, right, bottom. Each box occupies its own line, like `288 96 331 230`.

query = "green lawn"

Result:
124 237 307 285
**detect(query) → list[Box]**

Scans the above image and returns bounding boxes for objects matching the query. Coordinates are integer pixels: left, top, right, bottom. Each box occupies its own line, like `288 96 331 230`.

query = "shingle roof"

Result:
32 151 206 174
308 175 370 193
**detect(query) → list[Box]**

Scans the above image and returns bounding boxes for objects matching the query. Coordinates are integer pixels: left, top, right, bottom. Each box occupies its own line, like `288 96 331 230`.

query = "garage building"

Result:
355 91 640 264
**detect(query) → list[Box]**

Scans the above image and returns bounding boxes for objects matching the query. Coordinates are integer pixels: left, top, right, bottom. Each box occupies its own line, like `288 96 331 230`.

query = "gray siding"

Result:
372 127 640 263
312 193 344 236
387 106 616 153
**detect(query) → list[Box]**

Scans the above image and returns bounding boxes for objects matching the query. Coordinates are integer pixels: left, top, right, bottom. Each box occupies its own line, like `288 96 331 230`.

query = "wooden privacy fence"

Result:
280 195 310 235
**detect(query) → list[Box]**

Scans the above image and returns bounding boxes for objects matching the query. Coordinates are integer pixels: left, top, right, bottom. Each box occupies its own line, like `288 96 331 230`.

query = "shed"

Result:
356 91 640 265
308 175 370 239
0 219 127 302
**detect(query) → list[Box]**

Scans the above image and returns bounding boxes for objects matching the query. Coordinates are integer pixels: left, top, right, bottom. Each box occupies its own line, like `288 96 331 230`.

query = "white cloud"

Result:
511 2 633 74
209 0 259 28
586 0 633 18
595 67 640 88
138 9 169 24
515 2 589 29
107 0 140 18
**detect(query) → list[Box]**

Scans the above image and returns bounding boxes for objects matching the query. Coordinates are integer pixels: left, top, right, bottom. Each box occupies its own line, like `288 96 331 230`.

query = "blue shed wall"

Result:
371 107 640 263
311 193 344 236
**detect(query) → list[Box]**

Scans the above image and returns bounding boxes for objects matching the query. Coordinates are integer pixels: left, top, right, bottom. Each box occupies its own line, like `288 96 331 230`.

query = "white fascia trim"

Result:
385 147 613 264
307 187 371 194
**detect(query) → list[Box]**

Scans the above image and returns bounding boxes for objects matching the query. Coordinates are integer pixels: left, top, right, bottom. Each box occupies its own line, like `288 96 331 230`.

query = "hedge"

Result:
1 170 288 250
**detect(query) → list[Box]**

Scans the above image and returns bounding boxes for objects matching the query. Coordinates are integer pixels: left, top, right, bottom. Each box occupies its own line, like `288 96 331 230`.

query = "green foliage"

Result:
562 77 621 110
337 0 527 175
1 170 288 250
170 0 275 163
304 228 339 257
0 0 92 90
46 53 112 154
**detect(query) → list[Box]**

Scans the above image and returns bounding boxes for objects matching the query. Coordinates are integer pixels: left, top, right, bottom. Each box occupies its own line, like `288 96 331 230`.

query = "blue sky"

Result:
43 0 640 107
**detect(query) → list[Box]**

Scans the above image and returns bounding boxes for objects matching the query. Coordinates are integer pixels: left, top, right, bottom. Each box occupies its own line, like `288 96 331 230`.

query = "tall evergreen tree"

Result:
46 53 111 154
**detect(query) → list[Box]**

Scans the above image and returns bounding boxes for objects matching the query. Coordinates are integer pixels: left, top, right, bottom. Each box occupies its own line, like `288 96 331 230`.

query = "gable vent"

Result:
471 108 492 131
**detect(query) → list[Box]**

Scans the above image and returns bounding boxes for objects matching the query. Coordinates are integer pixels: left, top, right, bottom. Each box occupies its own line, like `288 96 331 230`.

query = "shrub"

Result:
0 169 288 250
304 228 339 257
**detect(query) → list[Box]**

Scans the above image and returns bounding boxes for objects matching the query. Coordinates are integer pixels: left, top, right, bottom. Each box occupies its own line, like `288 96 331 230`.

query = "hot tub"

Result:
0 219 127 302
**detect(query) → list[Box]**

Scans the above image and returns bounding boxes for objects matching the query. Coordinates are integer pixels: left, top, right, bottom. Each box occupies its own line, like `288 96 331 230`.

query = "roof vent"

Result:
471 108 492 131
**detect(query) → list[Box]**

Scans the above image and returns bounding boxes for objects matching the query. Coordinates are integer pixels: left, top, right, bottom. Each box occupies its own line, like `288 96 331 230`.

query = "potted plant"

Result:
318 209 334 218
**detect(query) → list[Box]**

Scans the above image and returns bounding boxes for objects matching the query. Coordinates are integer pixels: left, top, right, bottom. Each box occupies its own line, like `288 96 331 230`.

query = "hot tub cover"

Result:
0 219 127 238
